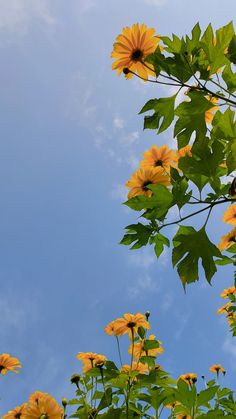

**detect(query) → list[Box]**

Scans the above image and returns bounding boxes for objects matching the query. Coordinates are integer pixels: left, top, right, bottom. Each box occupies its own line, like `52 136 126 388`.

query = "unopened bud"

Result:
70 374 81 385
123 67 130 75
145 311 150 321
62 398 68 408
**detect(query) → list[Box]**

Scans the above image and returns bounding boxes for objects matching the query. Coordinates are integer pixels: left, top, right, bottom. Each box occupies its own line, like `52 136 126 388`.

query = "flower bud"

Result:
70 374 81 385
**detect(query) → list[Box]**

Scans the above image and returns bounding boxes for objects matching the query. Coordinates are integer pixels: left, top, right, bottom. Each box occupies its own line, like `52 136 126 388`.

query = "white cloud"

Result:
120 131 139 146
113 116 125 129
127 274 159 299
0 293 38 338
66 73 97 126
0 0 55 34
174 312 191 340
160 293 174 313
110 183 127 201
222 335 236 370
126 154 140 169
128 247 156 268
141 0 166 5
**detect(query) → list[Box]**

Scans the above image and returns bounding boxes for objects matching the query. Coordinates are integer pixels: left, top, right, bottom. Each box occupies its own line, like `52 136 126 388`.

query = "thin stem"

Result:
210 77 236 99
115 336 123 367
159 199 231 231
128 69 182 86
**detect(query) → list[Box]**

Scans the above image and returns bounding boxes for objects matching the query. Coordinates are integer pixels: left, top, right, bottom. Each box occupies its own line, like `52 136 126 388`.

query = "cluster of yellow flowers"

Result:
217 286 236 326
3 392 63 419
218 205 236 251
126 144 191 199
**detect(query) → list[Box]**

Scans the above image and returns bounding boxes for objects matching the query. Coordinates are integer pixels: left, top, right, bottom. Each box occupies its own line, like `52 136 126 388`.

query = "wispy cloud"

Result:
222 335 236 371
127 274 159 300
0 0 55 34
120 131 140 147
174 312 191 340
113 116 125 129
110 183 127 201
128 247 156 268
140 0 166 7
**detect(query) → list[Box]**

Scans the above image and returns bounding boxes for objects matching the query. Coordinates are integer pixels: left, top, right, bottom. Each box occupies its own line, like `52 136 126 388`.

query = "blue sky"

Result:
0 0 236 415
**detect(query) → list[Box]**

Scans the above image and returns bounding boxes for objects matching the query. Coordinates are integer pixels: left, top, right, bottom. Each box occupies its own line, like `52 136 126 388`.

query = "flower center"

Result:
15 414 21 419
40 415 48 419
155 159 163 166
142 180 152 191
127 321 136 329
131 49 143 61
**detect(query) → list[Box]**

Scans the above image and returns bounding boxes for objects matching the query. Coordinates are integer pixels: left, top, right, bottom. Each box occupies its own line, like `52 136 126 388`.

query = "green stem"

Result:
210 77 236 100
116 336 123 367
159 199 229 231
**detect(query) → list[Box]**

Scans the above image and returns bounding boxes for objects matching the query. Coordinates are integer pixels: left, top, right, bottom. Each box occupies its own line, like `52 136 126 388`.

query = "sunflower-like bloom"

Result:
179 373 197 385
77 352 107 373
28 391 47 405
140 145 177 172
222 205 236 226
205 96 219 124
111 23 160 79
2 403 27 419
209 364 226 374
220 286 236 298
0 354 22 375
177 414 191 419
112 313 150 338
121 361 148 374
128 334 163 359
218 228 236 251
104 320 120 336
126 167 170 199
23 394 63 419
177 145 192 159
217 302 232 314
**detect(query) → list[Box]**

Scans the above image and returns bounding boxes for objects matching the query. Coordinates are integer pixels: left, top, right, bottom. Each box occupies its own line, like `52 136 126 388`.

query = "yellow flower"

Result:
220 286 236 298
222 205 236 226
177 145 192 158
104 320 120 336
2 404 27 419
121 361 148 374
140 145 177 171
76 352 107 373
0 354 21 375
209 364 226 374
112 313 150 338
111 23 160 79
29 392 47 405
164 401 180 409
128 334 163 359
217 302 232 314
205 96 219 124
179 373 197 385
218 227 236 251
126 167 170 199
23 394 63 419
177 414 191 419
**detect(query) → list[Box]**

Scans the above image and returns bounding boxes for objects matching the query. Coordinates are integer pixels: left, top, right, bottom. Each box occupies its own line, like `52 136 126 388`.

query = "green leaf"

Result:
154 232 170 258
174 92 212 147
124 184 173 217
142 339 160 350
97 388 112 412
140 95 176 134
222 65 236 93
227 34 236 64
120 223 153 249
197 386 218 406
172 226 222 286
